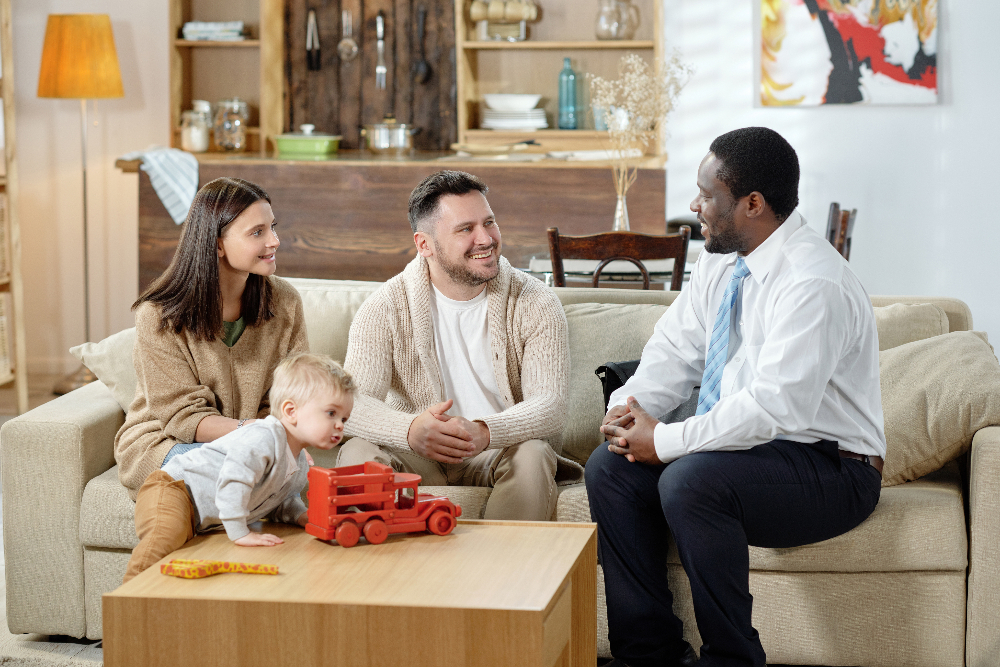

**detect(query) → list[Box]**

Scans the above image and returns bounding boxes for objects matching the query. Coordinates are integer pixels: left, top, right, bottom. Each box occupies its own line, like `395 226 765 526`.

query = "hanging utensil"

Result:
412 7 431 84
306 9 321 71
375 12 387 90
337 10 358 62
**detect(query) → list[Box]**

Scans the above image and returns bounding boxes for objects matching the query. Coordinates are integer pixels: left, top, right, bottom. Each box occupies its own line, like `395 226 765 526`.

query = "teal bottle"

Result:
558 57 577 130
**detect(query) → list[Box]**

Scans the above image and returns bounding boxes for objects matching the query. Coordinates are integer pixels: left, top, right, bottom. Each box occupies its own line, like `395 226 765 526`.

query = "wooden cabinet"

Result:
284 1 457 151
169 0 283 153
0 0 29 413
454 0 662 154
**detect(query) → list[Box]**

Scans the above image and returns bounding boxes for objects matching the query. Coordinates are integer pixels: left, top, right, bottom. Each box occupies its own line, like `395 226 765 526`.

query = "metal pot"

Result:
360 116 421 155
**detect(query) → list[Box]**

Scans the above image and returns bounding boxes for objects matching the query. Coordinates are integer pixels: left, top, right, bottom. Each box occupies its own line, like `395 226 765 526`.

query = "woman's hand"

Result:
194 416 257 442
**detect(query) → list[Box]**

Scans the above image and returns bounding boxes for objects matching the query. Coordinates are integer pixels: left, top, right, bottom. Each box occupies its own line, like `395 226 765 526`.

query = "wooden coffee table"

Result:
103 520 596 667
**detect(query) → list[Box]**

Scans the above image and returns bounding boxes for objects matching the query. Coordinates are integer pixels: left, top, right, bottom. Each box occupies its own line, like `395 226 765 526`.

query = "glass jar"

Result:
180 110 210 152
595 0 639 40
213 98 250 152
595 0 621 40
616 0 640 40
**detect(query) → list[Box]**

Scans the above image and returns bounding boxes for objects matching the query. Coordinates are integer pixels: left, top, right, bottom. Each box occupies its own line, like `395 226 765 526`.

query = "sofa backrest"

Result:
74 276 976 462
284 277 975 464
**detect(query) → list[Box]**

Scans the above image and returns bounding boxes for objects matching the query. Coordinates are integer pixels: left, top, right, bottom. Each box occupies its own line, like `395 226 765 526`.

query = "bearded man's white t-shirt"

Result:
429 285 506 420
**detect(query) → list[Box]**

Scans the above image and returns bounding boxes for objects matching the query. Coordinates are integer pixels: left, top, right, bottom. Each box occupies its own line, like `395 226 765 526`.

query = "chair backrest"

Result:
546 226 691 290
825 202 857 260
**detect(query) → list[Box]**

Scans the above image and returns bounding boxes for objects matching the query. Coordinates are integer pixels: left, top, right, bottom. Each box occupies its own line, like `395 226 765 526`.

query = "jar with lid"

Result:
214 98 250 152
180 103 211 152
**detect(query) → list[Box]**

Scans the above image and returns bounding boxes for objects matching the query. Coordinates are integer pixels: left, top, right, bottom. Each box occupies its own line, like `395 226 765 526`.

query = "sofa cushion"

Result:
873 302 949 351
881 330 1000 486
286 278 381 362
70 328 138 412
81 466 140 550
557 462 967 572
562 302 669 464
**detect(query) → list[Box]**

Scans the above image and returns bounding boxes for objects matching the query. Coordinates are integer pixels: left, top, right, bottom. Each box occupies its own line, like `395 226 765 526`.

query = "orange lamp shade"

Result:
37 14 124 99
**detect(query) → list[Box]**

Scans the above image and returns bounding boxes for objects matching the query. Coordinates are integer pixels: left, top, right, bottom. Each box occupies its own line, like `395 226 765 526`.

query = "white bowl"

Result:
483 94 542 111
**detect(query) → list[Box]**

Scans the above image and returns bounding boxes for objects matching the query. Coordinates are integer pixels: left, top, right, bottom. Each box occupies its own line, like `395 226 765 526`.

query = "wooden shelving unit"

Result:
0 0 30 413
174 39 262 48
168 0 283 154
462 40 655 50
454 0 662 154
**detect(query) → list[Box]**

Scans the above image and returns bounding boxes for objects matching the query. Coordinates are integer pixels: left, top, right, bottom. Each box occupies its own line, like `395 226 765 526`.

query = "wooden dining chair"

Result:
546 226 691 291
825 202 857 260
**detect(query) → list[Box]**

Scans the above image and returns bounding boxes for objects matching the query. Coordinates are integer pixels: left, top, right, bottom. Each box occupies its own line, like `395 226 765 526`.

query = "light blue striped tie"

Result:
696 257 750 415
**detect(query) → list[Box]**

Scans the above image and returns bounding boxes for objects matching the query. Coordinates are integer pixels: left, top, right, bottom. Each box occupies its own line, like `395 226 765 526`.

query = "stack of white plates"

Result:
481 109 548 131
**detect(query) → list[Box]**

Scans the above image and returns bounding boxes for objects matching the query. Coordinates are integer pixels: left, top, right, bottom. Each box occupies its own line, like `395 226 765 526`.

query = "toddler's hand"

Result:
234 532 284 547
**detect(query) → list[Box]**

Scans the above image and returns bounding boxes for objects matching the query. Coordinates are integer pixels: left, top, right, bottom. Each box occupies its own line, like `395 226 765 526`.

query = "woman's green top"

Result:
221 317 246 347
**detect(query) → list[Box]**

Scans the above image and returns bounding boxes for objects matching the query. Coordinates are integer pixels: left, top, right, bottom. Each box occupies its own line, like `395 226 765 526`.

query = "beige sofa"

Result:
2 277 997 667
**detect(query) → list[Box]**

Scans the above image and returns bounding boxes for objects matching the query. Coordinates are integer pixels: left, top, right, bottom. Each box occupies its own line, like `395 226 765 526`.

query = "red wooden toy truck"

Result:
305 462 463 547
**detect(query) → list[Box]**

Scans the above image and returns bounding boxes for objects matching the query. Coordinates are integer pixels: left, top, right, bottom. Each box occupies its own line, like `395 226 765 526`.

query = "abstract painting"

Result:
761 0 938 106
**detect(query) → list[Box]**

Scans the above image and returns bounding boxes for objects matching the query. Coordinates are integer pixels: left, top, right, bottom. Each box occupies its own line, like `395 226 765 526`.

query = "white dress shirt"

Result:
609 212 887 464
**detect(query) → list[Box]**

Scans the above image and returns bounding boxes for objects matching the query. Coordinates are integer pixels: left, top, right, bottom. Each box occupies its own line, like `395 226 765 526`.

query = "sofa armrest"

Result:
967 425 1000 667
0 381 123 638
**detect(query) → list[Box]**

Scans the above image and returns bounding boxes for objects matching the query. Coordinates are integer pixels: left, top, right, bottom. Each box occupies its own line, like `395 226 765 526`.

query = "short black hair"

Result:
408 170 489 233
709 127 799 221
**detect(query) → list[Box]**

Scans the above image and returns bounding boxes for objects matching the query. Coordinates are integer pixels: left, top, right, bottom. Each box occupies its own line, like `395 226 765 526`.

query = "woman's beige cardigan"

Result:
115 276 308 498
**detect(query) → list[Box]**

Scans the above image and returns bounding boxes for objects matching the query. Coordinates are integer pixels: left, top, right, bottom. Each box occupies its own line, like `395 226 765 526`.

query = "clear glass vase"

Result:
612 193 630 231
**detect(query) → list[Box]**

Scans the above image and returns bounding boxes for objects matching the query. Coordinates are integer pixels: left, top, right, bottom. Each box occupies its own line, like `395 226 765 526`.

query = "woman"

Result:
115 177 308 498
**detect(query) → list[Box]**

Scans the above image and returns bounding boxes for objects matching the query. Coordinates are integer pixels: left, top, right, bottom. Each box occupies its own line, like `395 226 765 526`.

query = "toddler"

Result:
123 352 355 583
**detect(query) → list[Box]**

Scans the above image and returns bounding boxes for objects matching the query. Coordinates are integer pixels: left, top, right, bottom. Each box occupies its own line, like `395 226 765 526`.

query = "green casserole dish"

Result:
274 124 342 156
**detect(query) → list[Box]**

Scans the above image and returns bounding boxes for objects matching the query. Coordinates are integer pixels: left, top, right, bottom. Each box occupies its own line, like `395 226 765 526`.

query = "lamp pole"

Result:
80 98 91 345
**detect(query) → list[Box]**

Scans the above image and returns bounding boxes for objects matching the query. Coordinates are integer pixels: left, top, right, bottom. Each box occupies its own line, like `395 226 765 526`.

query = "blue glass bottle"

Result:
558 57 577 130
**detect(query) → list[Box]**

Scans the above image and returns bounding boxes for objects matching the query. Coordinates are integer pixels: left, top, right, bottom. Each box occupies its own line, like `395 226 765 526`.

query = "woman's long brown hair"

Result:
134 177 275 340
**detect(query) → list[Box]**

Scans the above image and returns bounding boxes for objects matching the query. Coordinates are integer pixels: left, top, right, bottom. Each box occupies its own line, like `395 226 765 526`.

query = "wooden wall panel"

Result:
137 161 666 290
285 0 456 150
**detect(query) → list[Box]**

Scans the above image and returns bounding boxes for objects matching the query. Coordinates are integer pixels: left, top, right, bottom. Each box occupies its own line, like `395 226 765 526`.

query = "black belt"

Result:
839 449 883 474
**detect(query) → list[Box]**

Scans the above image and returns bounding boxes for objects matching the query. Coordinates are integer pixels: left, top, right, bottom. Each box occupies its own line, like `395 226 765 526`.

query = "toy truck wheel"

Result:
427 510 456 536
363 519 388 545
335 520 360 547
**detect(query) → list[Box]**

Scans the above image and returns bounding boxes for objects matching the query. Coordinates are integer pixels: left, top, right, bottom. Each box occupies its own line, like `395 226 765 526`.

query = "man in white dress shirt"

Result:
587 127 886 667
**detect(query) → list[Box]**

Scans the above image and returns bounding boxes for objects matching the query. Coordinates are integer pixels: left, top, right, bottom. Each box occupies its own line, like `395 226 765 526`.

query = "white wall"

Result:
11 0 168 373
10 1 1000 372
662 1 1000 344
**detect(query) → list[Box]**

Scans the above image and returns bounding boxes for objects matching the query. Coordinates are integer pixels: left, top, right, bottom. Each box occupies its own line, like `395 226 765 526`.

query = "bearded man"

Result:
338 170 582 520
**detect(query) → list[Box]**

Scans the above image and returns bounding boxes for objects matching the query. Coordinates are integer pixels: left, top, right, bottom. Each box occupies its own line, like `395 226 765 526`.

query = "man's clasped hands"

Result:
601 397 662 465
407 399 491 464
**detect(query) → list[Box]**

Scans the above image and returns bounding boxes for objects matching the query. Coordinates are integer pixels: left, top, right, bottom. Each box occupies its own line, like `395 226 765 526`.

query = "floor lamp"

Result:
37 14 124 394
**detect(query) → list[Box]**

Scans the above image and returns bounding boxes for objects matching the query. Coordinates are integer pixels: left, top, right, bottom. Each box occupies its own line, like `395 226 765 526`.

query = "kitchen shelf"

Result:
174 39 261 48
466 129 607 138
463 40 654 50
169 0 283 155
455 0 662 155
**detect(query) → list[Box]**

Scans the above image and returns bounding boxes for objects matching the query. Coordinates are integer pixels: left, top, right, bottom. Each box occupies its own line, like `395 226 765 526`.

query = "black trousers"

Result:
585 438 881 667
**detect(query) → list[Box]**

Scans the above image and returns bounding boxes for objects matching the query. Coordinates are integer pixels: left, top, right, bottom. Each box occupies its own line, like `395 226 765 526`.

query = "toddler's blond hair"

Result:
269 352 355 412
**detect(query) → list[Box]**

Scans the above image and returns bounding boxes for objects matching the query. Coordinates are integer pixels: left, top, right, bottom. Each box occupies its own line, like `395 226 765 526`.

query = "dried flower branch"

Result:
589 53 692 203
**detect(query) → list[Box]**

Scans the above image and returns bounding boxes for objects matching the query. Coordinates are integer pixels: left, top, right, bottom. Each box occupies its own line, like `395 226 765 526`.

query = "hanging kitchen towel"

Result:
120 147 199 225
